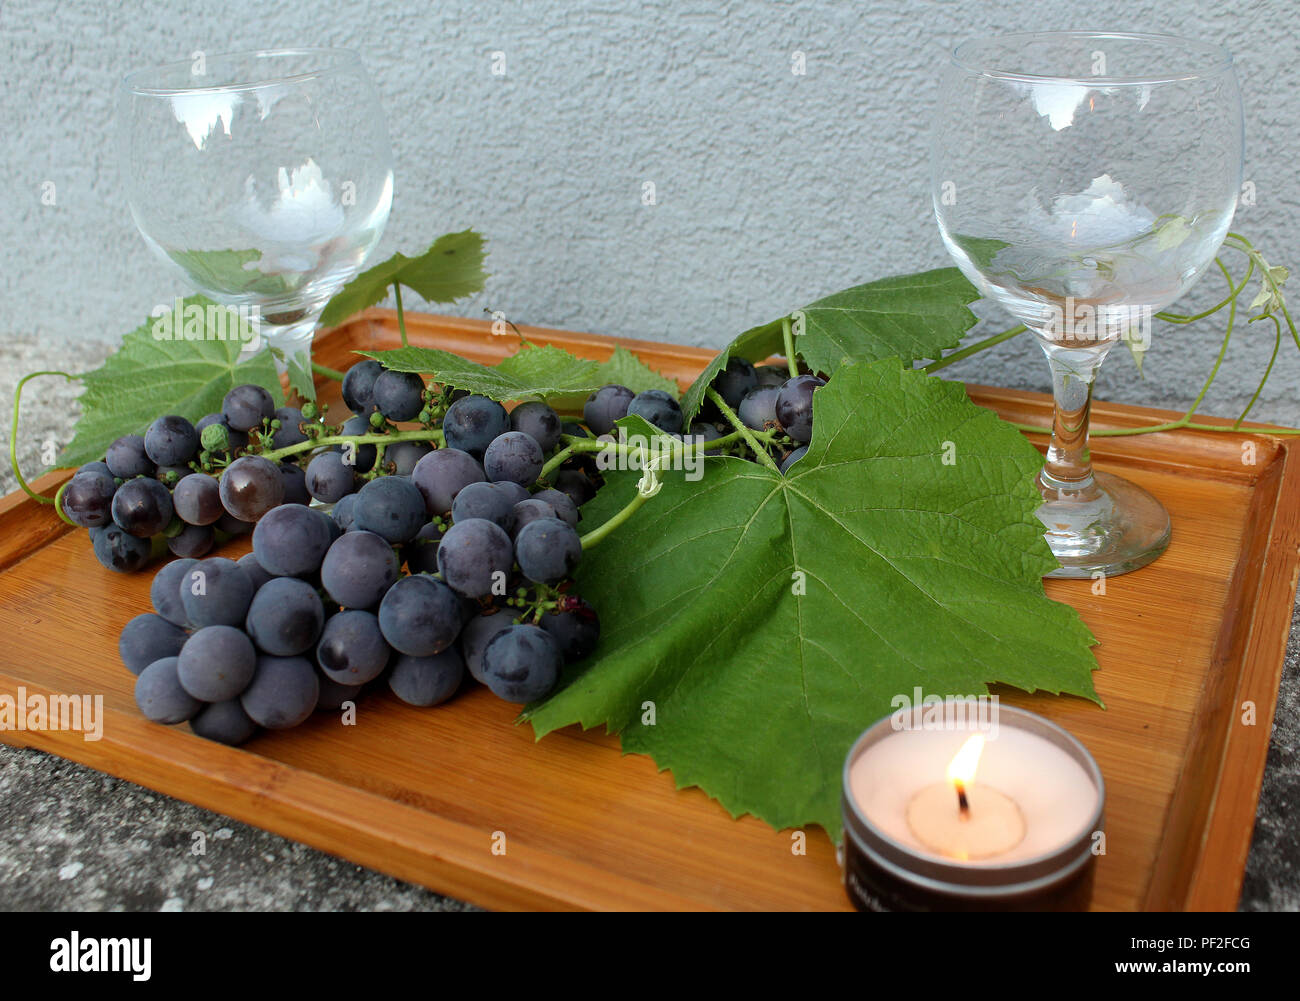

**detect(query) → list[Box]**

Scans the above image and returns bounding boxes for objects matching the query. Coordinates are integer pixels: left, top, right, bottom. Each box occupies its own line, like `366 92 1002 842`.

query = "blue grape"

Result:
384 439 433 476
514 517 582 584
172 473 222 526
305 450 358 503
77 460 113 479
540 598 600 661
119 612 188 675
190 699 258 745
510 498 556 537
780 445 809 474
316 675 363 712
774 375 825 443
442 395 510 457
316 609 390 685
627 389 683 434
411 448 485 514
352 474 427 544
144 414 199 466
154 464 192 488
531 488 579 528
388 648 464 707
236 552 274 591
373 369 426 421
105 434 154 479
216 511 253 536
91 524 152 573
552 470 595 507
378 574 464 656
320 530 400 609
62 470 117 528
712 357 758 408
492 481 530 507
278 461 311 505
180 557 255 628
509 401 562 452
754 364 788 389
222 383 276 432
683 422 724 455
111 476 174 537
337 415 376 473
135 657 203 724
437 518 514 598
737 385 780 431
245 577 325 656
483 431 544 486
240 654 320 729
252 503 335 577
150 558 196 626
481 625 561 703
460 609 515 685
270 407 308 449
167 523 214 558
219 455 284 522
451 481 515 532
341 358 384 415
331 492 358 532
583 384 634 434
403 521 443 575
177 625 257 701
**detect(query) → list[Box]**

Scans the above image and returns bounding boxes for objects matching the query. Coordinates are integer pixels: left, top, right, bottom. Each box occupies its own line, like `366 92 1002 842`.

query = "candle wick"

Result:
956 781 970 819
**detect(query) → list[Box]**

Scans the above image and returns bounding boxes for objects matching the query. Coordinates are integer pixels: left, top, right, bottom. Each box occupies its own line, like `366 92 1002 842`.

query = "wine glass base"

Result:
1036 470 1170 579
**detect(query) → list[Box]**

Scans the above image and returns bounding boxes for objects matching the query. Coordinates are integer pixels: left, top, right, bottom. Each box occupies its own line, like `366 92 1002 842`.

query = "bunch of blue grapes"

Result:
698 358 824 474
115 362 609 745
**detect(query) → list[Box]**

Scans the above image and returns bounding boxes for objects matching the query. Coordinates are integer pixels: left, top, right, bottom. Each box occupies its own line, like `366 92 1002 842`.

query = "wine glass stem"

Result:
258 308 320 375
1038 341 1110 495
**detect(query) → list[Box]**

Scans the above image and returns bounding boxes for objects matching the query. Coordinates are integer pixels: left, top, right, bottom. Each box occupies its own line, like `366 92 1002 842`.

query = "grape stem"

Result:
311 361 345 381
707 388 782 473
922 325 1026 375
782 316 798 378
258 427 445 464
579 456 666 550
9 370 77 507
394 283 409 348
537 425 777 484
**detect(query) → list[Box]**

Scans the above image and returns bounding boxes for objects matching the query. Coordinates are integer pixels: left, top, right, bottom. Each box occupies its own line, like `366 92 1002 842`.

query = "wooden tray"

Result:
2 308 1297 911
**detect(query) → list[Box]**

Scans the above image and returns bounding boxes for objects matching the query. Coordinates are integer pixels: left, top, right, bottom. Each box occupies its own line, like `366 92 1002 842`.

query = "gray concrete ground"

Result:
0 333 1295 911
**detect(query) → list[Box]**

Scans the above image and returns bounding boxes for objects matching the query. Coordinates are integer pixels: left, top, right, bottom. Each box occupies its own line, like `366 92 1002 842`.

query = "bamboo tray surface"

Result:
2 308 1297 912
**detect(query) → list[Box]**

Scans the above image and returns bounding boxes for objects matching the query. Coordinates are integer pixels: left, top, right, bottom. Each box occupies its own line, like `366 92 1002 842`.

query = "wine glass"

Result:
931 32 1243 577
118 48 394 376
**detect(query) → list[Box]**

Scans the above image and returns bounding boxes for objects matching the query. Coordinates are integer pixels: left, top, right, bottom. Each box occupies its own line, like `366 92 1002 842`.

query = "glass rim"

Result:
951 31 1234 86
121 47 364 96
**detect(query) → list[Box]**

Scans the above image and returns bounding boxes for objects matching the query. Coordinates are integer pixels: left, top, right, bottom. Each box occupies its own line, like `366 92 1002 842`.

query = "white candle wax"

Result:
849 724 1099 865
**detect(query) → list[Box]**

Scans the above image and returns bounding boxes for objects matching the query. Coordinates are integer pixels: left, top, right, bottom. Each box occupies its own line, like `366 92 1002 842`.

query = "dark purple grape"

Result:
219 455 284 522
510 498 557 537
77 460 113 479
196 412 248 454
514 517 582 584
144 415 199 466
352 474 427 544
384 439 433 476
780 445 809 474
320 530 400 609
316 609 390 685
754 364 789 389
712 357 758 408
540 598 600 661
246 577 324 656
583 384 634 435
341 358 384 415
388 648 464 707
111 476 174 537
332 492 358 532
337 415 376 473
240 654 319 729
190 698 258 745
105 434 154 479
237 552 274 591
177 625 257 701
378 574 464 656
627 389 683 434
442 395 510 458
222 383 276 432
119 612 188 675
552 470 596 507
167 523 214 558
90 524 152 573
411 448 485 515
531 488 579 528
451 481 515 532
62 470 117 528
737 385 781 431
180 557 255 629
403 521 443 574
492 481 530 507
774 375 825 444
316 674 362 712
150 558 196 627
460 609 515 685
373 370 426 422
683 421 724 455
135 657 202 724
481 625 561 703
509 401 562 452
252 503 335 577
278 461 310 505
483 431 544 487
270 407 308 449
216 511 253 536
305 450 358 503
154 464 192 488
437 518 514 599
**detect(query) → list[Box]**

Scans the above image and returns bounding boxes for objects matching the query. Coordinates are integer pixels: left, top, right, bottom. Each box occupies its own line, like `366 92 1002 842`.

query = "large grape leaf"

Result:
59 296 281 468
546 347 680 414
361 342 603 401
525 359 1099 839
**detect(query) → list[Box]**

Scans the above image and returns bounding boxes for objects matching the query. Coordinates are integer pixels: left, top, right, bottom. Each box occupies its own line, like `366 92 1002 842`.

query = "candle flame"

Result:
946 734 986 787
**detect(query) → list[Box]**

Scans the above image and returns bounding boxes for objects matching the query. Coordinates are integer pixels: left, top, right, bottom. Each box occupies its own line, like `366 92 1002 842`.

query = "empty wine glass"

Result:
932 32 1243 578
118 48 394 376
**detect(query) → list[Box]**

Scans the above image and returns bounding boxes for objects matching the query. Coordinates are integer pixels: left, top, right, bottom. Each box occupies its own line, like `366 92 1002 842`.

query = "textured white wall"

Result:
3 0 1298 420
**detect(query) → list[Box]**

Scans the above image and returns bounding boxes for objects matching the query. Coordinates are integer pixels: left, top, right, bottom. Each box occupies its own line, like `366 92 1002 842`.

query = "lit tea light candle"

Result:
841 704 1104 911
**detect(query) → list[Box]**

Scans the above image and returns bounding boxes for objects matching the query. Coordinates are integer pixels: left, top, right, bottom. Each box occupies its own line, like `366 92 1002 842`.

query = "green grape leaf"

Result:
60 296 281 468
525 359 1099 839
284 351 317 402
319 229 488 328
678 318 787 424
546 347 681 414
361 342 602 401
